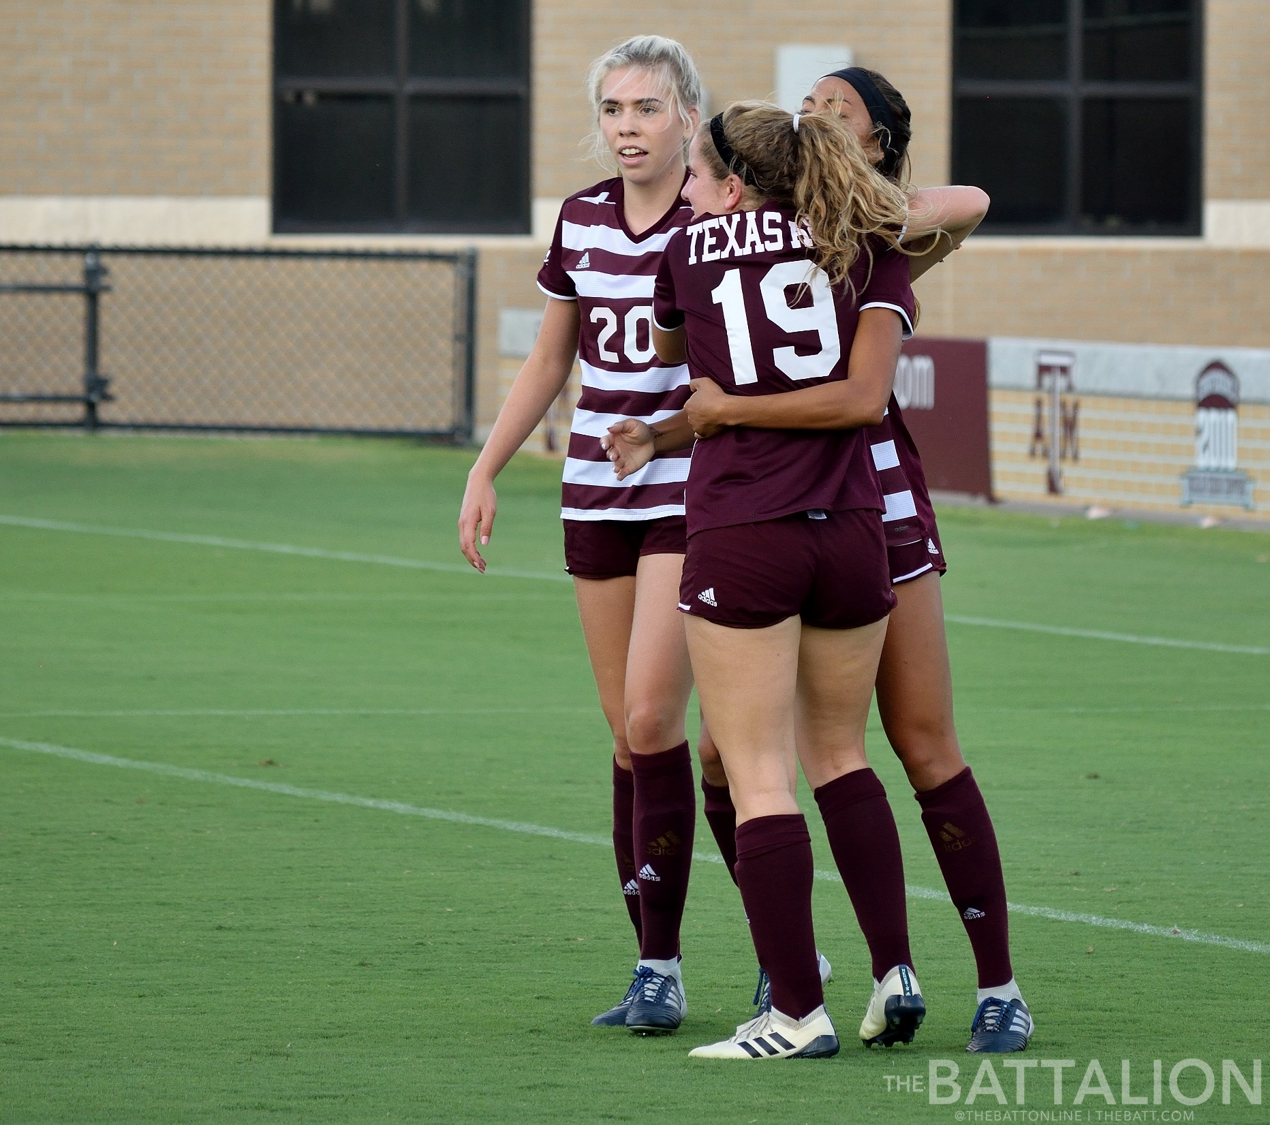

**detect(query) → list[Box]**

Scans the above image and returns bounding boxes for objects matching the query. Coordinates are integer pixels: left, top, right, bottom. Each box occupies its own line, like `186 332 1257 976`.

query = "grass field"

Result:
1 431 1267 1124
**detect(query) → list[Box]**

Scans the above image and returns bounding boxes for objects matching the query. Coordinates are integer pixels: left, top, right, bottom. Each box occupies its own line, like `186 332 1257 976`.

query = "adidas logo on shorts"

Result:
927 538 939 555
637 864 661 882
962 906 987 921
576 251 591 269
622 878 640 897
697 587 717 607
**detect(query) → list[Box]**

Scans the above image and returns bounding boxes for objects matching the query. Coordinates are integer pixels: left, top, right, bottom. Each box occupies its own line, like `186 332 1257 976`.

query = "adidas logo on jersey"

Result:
962 906 987 921
622 878 640 897
637 864 661 882
927 538 939 555
576 251 591 269
697 587 717 607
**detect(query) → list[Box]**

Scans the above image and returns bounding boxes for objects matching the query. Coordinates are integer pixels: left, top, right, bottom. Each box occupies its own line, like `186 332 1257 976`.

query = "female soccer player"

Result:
610 68 1032 1055
458 35 709 1035
646 101 922 1060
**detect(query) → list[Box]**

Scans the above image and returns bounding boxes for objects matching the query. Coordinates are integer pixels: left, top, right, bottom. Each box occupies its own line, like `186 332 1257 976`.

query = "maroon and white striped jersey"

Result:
537 177 694 522
867 397 940 579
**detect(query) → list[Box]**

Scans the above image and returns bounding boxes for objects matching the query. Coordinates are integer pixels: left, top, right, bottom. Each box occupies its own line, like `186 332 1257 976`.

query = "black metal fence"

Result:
0 244 477 440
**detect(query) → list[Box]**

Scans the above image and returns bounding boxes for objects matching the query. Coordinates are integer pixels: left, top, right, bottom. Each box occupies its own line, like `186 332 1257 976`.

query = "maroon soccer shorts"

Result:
679 508 896 630
563 516 688 579
887 525 948 586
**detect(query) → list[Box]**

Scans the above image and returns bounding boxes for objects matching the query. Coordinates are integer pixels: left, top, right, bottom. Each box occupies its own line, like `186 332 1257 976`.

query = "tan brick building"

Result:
2 1 1268 518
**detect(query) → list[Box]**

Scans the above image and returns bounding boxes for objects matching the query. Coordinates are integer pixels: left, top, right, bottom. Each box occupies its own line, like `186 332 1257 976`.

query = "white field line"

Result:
0 514 570 584
4 735 1267 957
944 614 1270 656
2 513 1266 654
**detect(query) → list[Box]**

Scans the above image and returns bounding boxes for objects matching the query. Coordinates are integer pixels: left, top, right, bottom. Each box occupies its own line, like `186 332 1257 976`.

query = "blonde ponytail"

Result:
698 102 912 290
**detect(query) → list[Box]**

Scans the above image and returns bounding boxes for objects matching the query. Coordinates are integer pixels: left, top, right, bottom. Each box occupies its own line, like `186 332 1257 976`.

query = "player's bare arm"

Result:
458 297 580 571
652 322 687 365
684 308 904 435
602 410 695 479
903 186 990 282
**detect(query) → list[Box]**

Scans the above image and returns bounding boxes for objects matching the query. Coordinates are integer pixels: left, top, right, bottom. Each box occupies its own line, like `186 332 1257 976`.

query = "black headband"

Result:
709 113 759 188
824 67 901 173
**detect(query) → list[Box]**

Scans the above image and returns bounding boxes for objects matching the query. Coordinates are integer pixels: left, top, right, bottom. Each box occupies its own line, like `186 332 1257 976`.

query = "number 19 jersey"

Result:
652 203 916 536
537 177 694 522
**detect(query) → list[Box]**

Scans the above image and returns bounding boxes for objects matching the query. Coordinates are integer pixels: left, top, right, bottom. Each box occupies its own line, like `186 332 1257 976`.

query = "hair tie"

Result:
709 113 759 187
792 113 801 134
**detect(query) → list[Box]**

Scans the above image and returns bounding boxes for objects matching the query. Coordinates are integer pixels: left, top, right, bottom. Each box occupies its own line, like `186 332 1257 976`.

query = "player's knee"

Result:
696 736 727 787
623 703 679 756
889 726 964 790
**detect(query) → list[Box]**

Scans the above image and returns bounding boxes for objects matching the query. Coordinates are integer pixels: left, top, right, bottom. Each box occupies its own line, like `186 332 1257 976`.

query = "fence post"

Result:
458 247 478 445
82 249 109 431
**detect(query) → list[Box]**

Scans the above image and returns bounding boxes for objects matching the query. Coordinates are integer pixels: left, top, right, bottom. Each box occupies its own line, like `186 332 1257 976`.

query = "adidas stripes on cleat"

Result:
625 965 686 1035
591 970 642 1027
753 952 833 1017
859 964 926 1047
689 1005 839 1060
966 997 1033 1053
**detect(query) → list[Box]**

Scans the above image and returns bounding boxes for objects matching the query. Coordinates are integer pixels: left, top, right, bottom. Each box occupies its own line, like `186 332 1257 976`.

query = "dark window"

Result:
953 0 1201 235
274 0 531 234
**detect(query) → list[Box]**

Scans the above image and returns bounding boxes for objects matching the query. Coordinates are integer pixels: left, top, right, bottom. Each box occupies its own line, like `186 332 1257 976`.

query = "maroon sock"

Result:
734 814 823 1020
813 768 913 981
916 767 1013 988
630 741 695 960
700 778 738 884
611 759 642 943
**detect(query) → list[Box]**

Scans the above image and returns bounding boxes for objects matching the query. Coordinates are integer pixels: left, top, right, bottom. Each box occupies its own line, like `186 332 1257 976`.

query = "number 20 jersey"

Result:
537 177 694 523
652 203 916 536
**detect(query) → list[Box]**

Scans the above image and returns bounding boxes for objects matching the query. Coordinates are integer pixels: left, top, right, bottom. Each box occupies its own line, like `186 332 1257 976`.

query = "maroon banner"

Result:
896 337 991 500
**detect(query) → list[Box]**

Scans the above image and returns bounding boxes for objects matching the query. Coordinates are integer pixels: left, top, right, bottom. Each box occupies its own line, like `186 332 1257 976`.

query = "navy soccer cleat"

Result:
591 971 642 1027
966 997 1033 1053
625 965 687 1035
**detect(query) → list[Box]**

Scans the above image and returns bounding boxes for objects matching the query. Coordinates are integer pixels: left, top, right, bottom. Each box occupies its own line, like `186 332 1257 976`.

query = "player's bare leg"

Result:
874 571 964 791
574 574 638 767
876 571 1030 1052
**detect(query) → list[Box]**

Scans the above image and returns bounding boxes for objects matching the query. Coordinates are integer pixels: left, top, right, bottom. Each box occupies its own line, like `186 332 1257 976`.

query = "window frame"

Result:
952 0 1204 236
271 0 532 235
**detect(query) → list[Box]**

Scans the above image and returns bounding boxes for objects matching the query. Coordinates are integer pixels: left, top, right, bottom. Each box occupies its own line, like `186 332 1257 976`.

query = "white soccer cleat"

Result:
818 951 834 987
689 1005 839 1060
859 964 926 1047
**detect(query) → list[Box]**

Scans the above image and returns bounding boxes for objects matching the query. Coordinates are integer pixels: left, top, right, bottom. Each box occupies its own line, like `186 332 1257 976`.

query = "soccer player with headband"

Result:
607 67 1031 1056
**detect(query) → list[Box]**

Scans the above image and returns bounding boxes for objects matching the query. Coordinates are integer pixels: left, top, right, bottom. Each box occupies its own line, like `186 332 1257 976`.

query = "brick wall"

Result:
0 0 269 197
1205 0 1270 201
914 243 1270 349
991 391 1269 522
532 0 950 199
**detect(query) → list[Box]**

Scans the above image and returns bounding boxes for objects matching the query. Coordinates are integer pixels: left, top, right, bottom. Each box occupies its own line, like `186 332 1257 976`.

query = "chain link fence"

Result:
0 245 476 439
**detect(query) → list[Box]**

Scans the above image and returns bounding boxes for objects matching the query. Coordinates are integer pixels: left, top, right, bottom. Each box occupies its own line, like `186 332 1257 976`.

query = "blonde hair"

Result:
584 35 703 167
698 101 911 292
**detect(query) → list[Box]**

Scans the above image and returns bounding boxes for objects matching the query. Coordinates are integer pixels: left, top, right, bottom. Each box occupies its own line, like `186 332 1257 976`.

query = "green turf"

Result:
0 432 1267 1124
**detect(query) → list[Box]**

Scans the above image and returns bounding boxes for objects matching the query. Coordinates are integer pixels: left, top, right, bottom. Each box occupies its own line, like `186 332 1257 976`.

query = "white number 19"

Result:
709 262 841 386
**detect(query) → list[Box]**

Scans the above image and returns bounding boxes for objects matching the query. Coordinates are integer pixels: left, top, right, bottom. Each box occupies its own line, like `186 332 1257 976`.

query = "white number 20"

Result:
709 261 841 385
